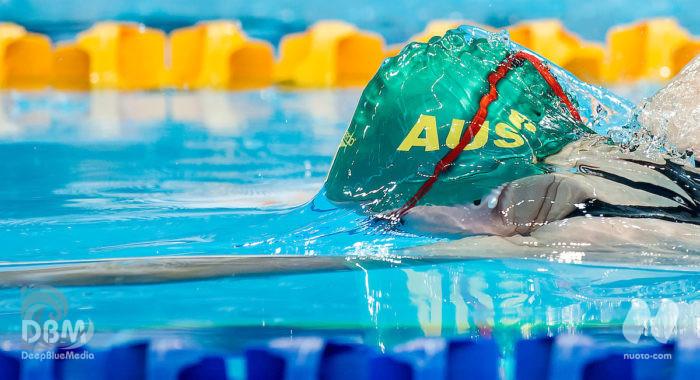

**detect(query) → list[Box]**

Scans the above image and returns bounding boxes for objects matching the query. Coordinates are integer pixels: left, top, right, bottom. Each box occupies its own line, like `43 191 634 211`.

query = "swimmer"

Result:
324 27 700 237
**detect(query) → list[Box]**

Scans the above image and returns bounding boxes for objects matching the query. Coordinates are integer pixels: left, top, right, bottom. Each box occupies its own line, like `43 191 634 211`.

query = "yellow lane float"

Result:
170 21 275 89
606 18 690 82
507 20 581 67
52 44 91 90
276 21 386 87
0 23 27 88
2 19 698 90
77 22 166 89
0 23 52 89
561 43 606 84
672 40 700 76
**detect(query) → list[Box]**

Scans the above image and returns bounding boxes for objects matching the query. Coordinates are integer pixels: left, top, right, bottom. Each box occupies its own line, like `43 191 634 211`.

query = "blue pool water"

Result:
0 90 441 263
0 89 698 368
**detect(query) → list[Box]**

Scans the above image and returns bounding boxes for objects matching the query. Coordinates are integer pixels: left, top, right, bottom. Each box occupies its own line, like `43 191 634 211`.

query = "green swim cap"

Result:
325 27 593 213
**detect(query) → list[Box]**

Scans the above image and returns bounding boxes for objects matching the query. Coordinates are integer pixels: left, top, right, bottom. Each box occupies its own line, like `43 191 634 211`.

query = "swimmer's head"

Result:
325 26 591 213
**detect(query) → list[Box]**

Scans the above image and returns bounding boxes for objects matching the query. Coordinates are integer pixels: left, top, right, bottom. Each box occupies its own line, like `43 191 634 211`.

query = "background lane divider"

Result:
0 18 697 90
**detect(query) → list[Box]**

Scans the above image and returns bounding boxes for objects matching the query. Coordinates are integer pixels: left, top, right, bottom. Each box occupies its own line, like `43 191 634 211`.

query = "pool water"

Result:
0 90 442 262
0 89 697 365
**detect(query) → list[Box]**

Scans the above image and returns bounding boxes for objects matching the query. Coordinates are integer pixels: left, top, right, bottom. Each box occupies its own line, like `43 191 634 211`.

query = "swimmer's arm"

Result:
403 173 593 237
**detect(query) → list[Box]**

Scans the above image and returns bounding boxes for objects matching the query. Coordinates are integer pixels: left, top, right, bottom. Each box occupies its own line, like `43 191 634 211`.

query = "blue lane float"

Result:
0 334 698 379
0 350 21 380
178 356 228 380
245 336 500 380
515 336 554 380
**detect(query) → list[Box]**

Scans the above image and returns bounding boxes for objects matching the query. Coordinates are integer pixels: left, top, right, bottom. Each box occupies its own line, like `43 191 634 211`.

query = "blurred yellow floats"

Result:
606 18 691 81
673 40 700 75
170 21 274 89
0 18 697 90
276 20 385 87
52 44 91 90
505 19 698 84
77 22 166 90
0 24 52 89
397 18 698 85
508 20 581 66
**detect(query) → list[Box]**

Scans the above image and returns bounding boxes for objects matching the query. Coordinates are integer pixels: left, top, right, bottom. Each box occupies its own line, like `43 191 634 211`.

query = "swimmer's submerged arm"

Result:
403 173 594 237
403 155 700 237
